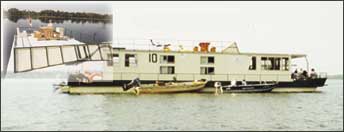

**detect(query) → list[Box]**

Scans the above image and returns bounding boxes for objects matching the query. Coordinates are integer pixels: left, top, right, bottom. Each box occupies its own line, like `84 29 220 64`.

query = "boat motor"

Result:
123 77 141 91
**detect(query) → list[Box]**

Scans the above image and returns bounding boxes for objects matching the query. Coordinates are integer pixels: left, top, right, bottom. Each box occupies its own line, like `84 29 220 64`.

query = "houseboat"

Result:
63 39 326 93
9 27 327 93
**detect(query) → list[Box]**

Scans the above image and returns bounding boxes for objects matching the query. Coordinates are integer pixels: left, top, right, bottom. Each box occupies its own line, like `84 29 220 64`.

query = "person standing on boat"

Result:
214 82 223 95
242 80 247 86
309 68 318 79
47 20 53 27
28 16 32 27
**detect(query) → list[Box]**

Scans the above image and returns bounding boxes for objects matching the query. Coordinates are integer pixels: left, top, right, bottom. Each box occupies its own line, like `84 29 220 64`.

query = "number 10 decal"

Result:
149 53 157 63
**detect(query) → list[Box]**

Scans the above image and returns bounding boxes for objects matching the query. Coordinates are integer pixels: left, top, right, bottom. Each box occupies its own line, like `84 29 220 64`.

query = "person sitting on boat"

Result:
230 80 237 87
302 69 308 80
291 70 298 80
309 68 318 79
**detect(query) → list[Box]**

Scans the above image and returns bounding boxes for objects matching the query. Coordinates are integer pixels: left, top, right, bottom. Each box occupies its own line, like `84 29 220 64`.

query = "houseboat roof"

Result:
111 40 307 59
113 48 306 59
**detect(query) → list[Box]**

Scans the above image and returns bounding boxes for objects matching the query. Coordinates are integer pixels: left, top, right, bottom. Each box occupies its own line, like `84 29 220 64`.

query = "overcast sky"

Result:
1 1 343 75
111 1 343 75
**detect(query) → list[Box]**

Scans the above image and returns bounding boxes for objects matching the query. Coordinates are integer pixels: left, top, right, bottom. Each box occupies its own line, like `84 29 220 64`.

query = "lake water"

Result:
1 77 342 131
2 18 113 74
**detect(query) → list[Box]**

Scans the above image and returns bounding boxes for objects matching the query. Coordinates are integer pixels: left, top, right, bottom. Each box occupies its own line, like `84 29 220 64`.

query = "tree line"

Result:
4 8 112 20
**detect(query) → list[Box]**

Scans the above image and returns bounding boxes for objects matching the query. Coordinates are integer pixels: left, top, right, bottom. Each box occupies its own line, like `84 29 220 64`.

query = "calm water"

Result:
2 18 112 73
1 77 342 131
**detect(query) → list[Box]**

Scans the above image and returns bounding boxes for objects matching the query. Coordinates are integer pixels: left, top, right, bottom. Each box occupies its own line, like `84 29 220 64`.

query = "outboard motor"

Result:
123 77 141 91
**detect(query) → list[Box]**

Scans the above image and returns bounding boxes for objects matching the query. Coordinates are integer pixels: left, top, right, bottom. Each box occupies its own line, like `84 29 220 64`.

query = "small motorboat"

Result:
221 81 275 93
123 78 207 94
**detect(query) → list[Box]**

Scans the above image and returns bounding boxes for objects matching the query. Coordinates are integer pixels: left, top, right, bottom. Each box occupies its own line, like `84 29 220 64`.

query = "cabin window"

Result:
125 54 137 67
274 58 281 70
201 56 215 64
261 57 268 70
160 55 175 64
200 67 215 75
160 66 175 74
108 54 119 66
249 56 256 70
281 57 289 71
261 57 281 70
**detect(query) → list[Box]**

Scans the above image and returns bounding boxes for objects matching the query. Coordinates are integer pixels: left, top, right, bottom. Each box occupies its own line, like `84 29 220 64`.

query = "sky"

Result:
1 1 343 75
110 1 343 75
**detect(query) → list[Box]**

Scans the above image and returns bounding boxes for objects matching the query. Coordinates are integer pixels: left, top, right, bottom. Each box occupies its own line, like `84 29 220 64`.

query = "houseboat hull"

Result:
64 78 326 93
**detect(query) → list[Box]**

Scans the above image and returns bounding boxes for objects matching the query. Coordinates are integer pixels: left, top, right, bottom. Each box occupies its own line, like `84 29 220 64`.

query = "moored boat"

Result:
222 83 275 93
122 78 208 94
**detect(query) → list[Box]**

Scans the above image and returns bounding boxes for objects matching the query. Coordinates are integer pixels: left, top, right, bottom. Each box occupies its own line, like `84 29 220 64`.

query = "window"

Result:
125 54 137 67
160 55 175 64
200 67 215 75
201 56 215 64
281 57 289 71
261 57 282 71
274 58 281 70
249 56 256 70
107 54 119 66
261 57 268 70
160 66 175 74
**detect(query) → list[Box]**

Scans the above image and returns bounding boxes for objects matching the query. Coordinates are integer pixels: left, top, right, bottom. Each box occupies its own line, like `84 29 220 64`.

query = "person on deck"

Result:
302 70 308 79
291 70 298 80
214 82 223 95
47 20 53 27
309 68 318 79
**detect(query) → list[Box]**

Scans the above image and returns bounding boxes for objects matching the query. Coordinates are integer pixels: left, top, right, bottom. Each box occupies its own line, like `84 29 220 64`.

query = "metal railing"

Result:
318 72 327 79
113 39 236 52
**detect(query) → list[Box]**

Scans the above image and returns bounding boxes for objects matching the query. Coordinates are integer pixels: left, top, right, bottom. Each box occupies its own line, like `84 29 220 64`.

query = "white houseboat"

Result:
65 39 327 92
9 27 327 93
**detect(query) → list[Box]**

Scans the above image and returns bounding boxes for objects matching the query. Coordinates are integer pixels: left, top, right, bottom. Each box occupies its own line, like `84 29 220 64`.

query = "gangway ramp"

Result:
13 43 112 73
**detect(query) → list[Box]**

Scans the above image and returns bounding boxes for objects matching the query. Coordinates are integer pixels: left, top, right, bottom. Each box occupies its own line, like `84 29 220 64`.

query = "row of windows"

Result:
249 56 289 71
110 54 289 72
160 66 215 74
109 54 215 66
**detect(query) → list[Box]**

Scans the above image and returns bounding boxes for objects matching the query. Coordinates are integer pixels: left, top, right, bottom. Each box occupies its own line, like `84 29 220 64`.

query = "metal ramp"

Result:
13 43 112 73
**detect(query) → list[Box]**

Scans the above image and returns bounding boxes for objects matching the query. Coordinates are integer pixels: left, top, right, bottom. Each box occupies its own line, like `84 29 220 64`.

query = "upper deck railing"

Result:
112 39 236 52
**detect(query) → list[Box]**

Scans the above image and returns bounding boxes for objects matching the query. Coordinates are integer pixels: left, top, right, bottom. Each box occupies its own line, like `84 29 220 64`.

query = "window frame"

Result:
249 56 256 70
160 55 175 64
200 67 215 75
200 56 215 64
160 66 175 74
125 54 137 67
